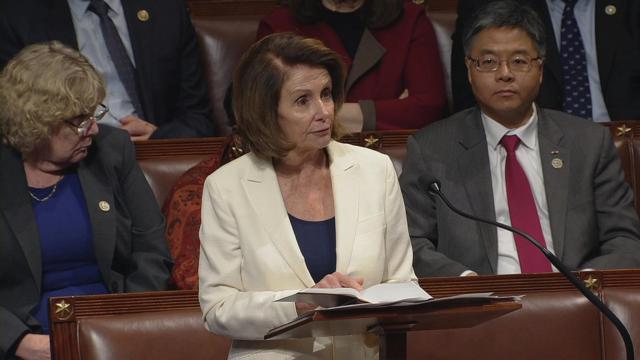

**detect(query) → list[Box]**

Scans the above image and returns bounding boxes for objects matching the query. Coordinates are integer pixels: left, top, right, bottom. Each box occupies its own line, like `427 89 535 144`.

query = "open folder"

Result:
275 282 432 309
275 282 521 311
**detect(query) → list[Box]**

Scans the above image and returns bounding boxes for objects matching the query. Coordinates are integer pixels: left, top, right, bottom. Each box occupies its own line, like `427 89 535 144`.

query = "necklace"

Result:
29 176 63 202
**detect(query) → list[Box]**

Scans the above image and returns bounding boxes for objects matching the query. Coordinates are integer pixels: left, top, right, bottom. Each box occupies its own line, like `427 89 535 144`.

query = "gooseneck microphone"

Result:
420 176 634 360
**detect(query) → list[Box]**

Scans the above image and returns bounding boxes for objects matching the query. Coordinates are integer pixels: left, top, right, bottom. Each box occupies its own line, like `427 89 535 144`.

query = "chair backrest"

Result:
193 16 262 135
49 270 640 359
49 290 230 360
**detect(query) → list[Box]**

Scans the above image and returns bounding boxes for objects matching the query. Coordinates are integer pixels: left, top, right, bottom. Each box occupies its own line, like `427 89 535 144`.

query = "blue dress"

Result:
29 172 108 333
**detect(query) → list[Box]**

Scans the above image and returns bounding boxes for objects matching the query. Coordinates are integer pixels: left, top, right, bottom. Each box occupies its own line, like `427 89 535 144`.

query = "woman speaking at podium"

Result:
198 33 416 359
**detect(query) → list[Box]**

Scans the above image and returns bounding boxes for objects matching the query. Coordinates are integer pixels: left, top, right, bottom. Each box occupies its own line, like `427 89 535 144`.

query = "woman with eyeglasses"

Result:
0 42 172 360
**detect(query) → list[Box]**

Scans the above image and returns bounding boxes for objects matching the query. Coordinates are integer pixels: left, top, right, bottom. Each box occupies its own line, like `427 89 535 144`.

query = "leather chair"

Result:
49 270 640 359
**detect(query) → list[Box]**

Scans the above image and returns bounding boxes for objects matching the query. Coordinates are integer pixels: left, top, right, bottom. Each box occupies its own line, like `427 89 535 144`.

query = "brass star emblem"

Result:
363 135 380 148
584 275 599 292
616 125 631 137
55 300 73 320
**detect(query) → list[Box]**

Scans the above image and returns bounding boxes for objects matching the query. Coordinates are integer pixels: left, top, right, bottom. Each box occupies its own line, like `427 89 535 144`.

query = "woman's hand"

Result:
336 103 364 133
15 334 51 360
295 272 365 315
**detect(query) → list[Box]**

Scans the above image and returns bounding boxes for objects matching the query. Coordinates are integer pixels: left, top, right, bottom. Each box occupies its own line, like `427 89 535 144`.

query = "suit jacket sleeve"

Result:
399 135 470 276
0 307 32 359
198 175 299 340
110 131 173 290
580 127 640 269
148 2 213 138
371 10 446 130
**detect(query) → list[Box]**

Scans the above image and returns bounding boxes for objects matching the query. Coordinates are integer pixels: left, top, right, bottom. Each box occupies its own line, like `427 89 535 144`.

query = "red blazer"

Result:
257 2 447 130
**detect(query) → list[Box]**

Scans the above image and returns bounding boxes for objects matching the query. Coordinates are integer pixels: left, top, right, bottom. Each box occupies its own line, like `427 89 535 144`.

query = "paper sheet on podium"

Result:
275 282 432 309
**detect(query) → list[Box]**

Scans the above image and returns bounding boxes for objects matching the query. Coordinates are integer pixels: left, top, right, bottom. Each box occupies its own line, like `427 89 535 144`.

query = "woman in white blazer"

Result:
198 33 416 359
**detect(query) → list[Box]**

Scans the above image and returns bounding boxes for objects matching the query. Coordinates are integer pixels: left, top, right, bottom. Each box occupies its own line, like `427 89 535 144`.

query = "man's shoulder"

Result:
538 108 607 136
413 108 477 142
92 125 133 155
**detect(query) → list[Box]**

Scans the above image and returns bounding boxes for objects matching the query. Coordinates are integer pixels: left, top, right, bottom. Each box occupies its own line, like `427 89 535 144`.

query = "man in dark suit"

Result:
0 0 214 139
400 0 640 277
451 0 640 121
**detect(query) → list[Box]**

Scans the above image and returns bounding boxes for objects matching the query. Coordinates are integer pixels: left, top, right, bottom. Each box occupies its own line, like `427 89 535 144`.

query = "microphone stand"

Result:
427 181 634 360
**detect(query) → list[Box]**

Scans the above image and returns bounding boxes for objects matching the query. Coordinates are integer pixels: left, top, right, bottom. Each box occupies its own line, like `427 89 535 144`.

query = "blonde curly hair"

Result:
0 41 105 155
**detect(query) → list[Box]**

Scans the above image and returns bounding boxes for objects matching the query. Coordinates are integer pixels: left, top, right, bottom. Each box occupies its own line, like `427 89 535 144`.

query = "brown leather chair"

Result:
49 270 640 359
193 16 262 136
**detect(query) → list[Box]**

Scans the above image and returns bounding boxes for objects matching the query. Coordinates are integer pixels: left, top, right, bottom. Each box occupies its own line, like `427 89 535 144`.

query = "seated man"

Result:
0 0 214 140
450 0 640 121
400 0 640 277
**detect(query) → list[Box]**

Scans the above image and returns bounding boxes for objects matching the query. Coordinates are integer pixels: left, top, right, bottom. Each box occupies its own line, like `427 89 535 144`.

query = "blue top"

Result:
289 214 336 284
29 172 108 333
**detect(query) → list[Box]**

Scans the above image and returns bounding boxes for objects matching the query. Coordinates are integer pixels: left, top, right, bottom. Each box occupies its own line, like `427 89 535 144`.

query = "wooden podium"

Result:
265 297 521 360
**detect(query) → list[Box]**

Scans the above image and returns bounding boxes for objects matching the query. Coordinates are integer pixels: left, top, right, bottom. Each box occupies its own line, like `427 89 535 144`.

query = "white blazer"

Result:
198 141 416 359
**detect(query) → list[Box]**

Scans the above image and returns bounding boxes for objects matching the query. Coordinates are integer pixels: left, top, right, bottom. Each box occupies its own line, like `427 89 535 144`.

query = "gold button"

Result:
137 10 150 22
99 200 111 212
605 5 616 15
551 158 563 169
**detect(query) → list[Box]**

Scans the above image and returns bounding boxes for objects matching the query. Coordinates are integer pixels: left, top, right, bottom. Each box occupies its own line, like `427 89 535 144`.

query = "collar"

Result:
482 104 539 151
67 0 122 19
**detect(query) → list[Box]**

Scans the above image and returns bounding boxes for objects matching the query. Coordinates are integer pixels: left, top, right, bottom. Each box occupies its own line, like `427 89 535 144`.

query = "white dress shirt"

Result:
67 0 138 127
481 105 557 274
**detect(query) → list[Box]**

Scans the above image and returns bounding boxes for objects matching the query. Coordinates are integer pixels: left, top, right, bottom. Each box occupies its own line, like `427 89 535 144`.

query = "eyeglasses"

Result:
466 54 543 73
65 104 109 136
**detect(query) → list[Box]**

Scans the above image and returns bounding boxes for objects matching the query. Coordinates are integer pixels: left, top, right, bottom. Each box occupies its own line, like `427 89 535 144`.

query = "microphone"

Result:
420 176 634 360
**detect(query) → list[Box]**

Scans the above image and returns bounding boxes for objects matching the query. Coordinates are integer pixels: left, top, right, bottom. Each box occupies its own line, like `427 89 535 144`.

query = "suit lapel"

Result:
0 146 42 291
326 142 359 274
345 29 386 93
537 110 569 260
242 154 315 288
594 0 615 94
532 0 563 92
457 110 499 272
47 0 79 48
120 0 154 120
78 155 116 284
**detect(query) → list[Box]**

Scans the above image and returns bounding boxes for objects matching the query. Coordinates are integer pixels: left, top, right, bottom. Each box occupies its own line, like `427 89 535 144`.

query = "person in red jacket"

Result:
258 0 447 132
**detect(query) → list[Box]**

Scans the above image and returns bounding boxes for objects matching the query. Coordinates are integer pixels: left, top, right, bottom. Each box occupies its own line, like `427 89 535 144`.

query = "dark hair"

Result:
289 0 404 29
233 33 346 159
462 0 546 58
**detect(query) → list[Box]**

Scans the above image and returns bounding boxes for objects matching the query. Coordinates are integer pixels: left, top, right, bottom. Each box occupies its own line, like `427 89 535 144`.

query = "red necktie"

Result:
500 135 552 273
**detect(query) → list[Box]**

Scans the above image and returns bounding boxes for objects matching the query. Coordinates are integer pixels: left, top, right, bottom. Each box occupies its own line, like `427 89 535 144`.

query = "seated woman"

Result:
0 42 173 359
198 33 416 359
257 0 447 132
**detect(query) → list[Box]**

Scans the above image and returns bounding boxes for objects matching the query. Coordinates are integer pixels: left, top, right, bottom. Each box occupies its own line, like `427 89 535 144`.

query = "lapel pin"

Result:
551 158 564 169
605 5 616 15
98 200 111 212
137 10 150 22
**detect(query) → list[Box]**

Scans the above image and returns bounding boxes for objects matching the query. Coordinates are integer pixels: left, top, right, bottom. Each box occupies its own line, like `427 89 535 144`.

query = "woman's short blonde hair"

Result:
233 33 347 159
0 41 105 155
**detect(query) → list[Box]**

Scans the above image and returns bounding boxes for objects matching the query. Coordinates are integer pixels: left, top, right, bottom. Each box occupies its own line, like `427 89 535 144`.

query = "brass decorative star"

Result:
364 135 380 148
584 275 599 292
55 300 73 320
616 125 631 137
